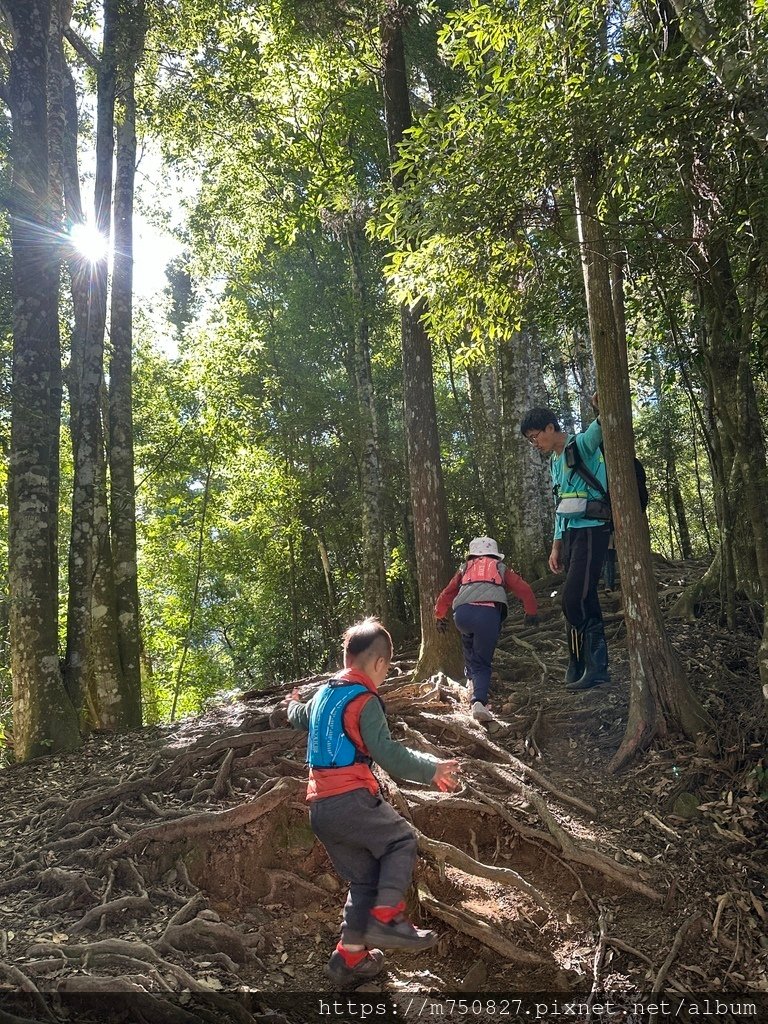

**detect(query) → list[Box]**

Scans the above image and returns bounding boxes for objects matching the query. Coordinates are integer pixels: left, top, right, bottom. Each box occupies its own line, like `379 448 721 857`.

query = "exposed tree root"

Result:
264 869 332 905
415 830 550 911
0 963 56 1022
478 765 662 901
505 635 550 687
158 917 250 964
167 892 209 928
422 712 597 816
54 979 205 1024
60 752 202 824
652 913 704 993
38 867 97 913
587 909 609 1007
140 794 185 819
464 787 597 912
606 936 654 966
107 777 303 856
71 893 153 933
608 718 658 774
186 726 286 759
669 550 720 621
419 892 549 965
524 709 544 759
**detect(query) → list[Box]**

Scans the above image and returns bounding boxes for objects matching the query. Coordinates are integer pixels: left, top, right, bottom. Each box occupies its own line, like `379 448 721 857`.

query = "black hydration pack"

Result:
564 439 649 515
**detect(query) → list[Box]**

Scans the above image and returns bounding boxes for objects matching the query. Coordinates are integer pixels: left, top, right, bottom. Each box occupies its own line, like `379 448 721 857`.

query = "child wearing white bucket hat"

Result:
435 537 539 721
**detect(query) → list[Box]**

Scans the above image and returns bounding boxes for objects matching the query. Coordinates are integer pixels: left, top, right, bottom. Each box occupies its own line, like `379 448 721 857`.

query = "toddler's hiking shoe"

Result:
471 700 494 723
364 905 438 951
325 946 385 987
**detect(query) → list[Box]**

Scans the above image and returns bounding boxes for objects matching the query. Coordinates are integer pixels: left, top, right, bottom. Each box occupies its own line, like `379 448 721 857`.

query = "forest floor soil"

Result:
0 558 766 1023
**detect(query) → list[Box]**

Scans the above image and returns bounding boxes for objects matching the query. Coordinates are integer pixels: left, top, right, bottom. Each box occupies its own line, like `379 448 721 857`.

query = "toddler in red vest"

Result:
287 618 459 986
435 537 539 722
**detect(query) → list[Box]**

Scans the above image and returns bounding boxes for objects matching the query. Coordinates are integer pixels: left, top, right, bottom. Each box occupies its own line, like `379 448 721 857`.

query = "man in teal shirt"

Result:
521 400 612 690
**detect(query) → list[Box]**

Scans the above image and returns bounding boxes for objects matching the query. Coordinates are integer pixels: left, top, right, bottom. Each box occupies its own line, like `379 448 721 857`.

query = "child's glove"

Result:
435 617 449 634
433 759 460 792
523 614 540 628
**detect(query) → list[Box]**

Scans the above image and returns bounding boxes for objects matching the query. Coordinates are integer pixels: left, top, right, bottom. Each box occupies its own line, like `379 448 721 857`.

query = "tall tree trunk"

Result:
498 327 551 577
570 326 596 428
551 347 576 434
346 223 388 623
572 140 710 770
107 0 146 728
4 0 81 759
88 412 126 729
466 361 503 533
62 0 119 723
652 352 693 558
688 157 768 692
380 7 462 679
170 451 213 721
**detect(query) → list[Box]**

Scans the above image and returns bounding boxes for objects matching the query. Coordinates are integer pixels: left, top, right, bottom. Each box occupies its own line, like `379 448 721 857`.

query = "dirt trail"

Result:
0 559 765 1022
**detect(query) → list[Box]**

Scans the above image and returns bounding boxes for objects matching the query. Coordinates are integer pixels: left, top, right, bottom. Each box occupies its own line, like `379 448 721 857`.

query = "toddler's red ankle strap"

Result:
336 942 368 967
371 901 406 924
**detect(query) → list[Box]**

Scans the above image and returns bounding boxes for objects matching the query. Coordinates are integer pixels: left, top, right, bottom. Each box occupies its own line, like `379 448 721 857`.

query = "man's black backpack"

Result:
564 439 649 515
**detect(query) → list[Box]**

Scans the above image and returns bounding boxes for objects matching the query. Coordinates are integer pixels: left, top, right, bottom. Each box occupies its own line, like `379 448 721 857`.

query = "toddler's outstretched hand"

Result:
433 759 460 792
286 687 301 704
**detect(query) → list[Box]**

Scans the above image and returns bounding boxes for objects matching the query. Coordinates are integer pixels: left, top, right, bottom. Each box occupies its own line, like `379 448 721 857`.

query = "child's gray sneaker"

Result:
471 700 494 723
325 947 385 987
364 912 438 951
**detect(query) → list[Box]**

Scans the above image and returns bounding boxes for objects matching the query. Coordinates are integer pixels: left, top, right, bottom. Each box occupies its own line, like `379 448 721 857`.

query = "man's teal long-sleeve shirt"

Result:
550 418 607 540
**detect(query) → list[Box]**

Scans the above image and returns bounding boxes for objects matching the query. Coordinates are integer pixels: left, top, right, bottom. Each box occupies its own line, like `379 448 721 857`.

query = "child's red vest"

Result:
451 556 508 611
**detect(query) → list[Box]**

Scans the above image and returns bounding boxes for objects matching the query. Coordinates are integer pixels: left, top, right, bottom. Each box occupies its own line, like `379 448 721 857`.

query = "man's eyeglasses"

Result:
526 431 543 445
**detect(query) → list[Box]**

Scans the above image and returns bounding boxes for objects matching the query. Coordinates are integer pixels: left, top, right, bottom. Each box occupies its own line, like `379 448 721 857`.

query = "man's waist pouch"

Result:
556 496 612 521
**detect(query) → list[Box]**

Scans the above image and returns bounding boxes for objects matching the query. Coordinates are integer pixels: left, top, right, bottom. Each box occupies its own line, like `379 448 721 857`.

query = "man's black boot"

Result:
564 626 584 686
566 618 610 691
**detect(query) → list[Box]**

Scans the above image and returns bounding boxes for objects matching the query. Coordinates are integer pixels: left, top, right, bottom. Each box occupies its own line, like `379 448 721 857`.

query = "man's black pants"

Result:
562 525 612 629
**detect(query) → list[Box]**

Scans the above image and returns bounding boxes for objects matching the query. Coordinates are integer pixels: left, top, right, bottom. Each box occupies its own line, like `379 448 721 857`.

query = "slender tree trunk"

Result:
688 158 768 692
572 140 710 770
170 452 213 721
316 532 337 622
62 0 119 721
498 327 551 577
688 399 713 554
346 224 388 623
88 412 126 728
5 0 81 759
287 530 301 679
652 352 693 558
552 348 576 434
465 361 502 533
107 0 146 728
571 326 596 427
380 7 462 679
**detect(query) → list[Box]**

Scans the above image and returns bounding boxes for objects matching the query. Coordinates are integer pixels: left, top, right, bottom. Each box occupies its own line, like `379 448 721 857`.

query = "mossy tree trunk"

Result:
107 0 146 729
572 140 710 770
5 0 81 759
380 7 462 680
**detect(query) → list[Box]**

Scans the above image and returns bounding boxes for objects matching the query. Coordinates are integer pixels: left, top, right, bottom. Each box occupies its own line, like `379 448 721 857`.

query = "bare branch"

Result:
63 25 99 70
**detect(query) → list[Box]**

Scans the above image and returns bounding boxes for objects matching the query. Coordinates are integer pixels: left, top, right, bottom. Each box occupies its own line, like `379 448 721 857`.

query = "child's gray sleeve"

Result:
359 699 438 785
287 700 309 731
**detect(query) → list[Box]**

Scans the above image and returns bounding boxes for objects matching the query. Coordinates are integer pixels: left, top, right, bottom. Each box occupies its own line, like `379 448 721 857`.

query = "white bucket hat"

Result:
468 536 504 560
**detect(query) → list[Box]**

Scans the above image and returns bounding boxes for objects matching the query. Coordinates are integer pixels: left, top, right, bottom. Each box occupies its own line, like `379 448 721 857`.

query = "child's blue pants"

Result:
452 602 502 705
